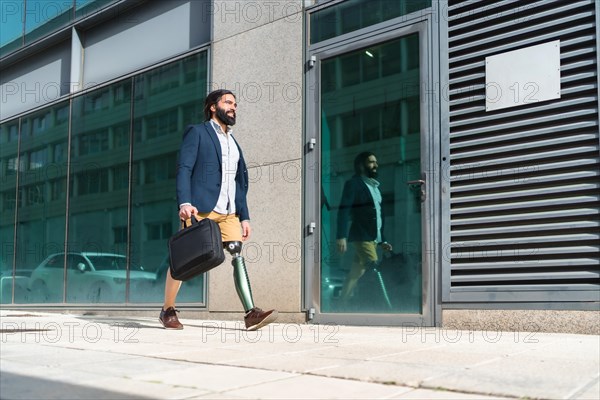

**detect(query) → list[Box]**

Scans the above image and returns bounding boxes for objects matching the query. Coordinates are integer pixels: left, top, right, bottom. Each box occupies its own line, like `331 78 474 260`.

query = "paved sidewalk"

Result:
1 310 598 399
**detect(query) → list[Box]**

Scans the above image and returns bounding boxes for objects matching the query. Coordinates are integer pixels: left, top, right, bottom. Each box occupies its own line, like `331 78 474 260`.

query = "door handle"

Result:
407 179 425 185
407 179 426 202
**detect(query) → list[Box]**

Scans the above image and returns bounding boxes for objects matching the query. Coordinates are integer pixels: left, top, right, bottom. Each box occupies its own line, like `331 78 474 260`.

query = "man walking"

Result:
160 89 278 331
336 151 392 301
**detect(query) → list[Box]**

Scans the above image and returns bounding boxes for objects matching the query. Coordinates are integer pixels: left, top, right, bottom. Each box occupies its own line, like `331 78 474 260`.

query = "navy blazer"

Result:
176 122 250 221
336 175 384 243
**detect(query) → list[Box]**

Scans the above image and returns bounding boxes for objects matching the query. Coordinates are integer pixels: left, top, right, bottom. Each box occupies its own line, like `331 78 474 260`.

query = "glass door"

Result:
306 22 434 326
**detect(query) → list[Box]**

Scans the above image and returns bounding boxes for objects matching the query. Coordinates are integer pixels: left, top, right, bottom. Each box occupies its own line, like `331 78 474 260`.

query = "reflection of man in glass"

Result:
336 151 392 301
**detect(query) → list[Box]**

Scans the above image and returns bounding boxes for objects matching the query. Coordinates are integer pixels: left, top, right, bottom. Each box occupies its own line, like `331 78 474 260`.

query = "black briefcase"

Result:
168 217 225 281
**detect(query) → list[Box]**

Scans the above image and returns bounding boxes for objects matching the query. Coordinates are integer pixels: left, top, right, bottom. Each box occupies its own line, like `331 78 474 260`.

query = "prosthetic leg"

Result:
341 260 393 310
224 241 278 330
370 261 393 310
224 241 254 312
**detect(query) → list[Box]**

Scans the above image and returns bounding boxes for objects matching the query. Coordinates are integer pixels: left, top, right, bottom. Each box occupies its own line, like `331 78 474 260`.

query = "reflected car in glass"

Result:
29 252 156 303
0 269 31 303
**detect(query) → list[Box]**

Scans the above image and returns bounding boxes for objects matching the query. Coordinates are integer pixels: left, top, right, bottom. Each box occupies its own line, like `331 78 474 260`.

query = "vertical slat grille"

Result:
447 0 600 300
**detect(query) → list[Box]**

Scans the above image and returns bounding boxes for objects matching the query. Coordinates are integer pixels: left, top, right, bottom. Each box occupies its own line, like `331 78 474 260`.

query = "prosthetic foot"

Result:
224 241 278 330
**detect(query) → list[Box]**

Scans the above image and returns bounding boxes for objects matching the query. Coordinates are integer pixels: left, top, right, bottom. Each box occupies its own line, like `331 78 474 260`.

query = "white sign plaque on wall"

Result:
485 40 561 112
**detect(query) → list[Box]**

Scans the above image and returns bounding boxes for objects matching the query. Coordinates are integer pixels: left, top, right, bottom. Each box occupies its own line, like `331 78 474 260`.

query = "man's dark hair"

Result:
353 151 375 175
203 89 236 121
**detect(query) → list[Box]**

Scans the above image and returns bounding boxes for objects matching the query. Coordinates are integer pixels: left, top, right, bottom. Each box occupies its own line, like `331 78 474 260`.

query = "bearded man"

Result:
159 89 277 331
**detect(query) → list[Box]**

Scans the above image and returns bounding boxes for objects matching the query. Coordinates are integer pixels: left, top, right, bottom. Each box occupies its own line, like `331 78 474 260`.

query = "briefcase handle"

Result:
182 215 200 228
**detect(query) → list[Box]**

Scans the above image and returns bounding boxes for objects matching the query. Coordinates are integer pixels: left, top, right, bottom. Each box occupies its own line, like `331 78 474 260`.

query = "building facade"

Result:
1 0 598 333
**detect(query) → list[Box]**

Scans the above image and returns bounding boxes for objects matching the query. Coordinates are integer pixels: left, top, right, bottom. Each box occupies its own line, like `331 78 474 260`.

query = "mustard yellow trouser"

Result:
340 241 378 300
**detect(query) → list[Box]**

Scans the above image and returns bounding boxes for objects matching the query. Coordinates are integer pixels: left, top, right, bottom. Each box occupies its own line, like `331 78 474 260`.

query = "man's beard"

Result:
216 106 236 126
366 168 378 179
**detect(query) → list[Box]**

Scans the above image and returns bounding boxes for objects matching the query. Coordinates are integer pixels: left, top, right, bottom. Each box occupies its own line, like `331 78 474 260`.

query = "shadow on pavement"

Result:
1 371 153 400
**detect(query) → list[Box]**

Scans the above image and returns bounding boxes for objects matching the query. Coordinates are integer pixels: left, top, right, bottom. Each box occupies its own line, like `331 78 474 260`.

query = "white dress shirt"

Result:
210 119 239 215
361 176 383 243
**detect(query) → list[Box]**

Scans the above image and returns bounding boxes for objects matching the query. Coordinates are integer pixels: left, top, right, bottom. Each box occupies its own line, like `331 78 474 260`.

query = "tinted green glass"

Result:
68 81 133 304
1 52 208 306
129 51 208 303
0 1 24 56
310 0 431 44
75 0 116 18
11 102 70 304
24 0 73 45
320 34 422 314
0 120 20 303
0 1 119 57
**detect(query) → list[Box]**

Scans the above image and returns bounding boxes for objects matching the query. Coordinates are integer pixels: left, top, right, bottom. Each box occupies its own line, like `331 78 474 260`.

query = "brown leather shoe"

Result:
159 307 183 330
244 307 278 331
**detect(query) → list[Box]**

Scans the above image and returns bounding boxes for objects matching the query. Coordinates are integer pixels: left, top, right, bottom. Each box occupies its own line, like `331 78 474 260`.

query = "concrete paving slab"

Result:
422 354 597 400
569 376 600 400
221 374 412 399
88 375 214 399
69 353 202 378
390 388 512 399
134 363 299 392
0 371 150 400
1 360 106 387
221 353 358 374
191 392 248 399
153 347 251 364
283 343 448 361
305 359 456 388
364 347 492 367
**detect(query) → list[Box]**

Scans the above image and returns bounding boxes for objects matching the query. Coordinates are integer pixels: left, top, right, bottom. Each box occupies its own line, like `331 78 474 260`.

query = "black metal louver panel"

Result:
447 0 600 301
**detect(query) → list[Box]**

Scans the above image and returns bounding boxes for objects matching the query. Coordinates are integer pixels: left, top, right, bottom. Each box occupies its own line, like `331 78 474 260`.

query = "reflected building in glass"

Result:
320 34 423 314
1 49 207 305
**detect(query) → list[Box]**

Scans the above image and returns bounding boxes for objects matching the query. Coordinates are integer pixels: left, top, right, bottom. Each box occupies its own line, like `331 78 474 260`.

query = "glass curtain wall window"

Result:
0 0 117 57
310 0 431 43
0 102 70 304
1 121 20 302
67 81 133 303
129 51 208 303
0 51 208 305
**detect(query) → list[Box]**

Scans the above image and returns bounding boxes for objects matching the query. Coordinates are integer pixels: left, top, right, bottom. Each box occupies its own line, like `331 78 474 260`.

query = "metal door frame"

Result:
303 12 441 327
